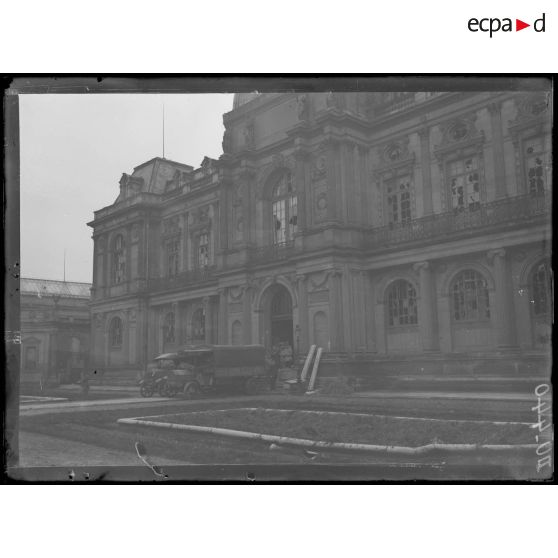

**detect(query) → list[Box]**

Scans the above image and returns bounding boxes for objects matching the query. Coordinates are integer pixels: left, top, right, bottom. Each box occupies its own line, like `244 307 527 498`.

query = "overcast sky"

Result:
20 93 234 283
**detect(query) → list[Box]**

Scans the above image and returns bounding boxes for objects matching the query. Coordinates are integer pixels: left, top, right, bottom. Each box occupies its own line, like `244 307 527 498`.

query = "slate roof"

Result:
20 278 92 299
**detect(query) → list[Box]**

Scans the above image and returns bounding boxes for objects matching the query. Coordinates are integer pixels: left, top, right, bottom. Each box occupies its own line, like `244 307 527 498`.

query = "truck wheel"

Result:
165 384 179 397
140 384 154 398
183 381 200 399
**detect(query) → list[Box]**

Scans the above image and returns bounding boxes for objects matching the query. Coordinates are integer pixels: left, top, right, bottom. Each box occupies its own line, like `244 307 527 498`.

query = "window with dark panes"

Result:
386 175 412 225
525 138 547 197
387 280 418 327
166 239 179 277
192 308 205 341
163 312 175 343
109 317 123 347
532 261 552 316
272 173 297 244
448 157 480 213
451 270 490 321
111 235 126 284
198 233 210 268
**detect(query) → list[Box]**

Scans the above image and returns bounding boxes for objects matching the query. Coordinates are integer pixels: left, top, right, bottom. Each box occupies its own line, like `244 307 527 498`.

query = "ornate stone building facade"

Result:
20 278 91 386
88 90 552 382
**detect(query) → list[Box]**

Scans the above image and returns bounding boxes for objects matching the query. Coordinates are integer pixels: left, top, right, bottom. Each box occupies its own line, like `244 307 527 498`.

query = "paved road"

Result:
18 431 190 468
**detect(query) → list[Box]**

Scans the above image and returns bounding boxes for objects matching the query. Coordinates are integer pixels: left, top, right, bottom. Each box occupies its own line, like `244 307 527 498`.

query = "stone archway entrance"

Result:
261 284 294 350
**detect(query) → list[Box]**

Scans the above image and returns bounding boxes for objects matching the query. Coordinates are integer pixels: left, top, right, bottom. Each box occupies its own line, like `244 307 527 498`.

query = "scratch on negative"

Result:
135 441 168 480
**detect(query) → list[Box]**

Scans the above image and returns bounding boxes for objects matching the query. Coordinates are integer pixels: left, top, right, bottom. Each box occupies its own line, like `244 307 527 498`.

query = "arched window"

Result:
192 308 205 342
111 234 126 284
109 317 123 348
386 280 418 327
451 270 490 321
272 173 297 244
531 261 552 317
163 312 175 344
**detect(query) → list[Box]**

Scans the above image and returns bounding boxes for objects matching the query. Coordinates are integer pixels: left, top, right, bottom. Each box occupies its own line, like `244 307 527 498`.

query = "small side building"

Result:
20 278 92 386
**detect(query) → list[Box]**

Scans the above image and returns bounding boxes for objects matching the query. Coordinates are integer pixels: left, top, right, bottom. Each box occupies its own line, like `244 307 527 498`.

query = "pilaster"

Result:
488 101 507 199
418 125 434 216
296 274 309 353
487 248 517 347
413 261 439 351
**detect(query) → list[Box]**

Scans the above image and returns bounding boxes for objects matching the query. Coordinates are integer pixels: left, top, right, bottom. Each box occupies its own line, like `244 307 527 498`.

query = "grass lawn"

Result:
143 408 533 447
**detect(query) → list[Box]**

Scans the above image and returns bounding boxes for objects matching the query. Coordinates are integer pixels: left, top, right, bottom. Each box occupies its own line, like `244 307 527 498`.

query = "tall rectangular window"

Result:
166 239 179 277
525 138 547 197
273 199 286 244
448 157 480 213
386 175 412 225
198 233 209 268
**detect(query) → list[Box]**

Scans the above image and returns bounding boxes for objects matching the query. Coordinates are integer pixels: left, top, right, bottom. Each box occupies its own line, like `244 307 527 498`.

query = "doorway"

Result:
268 286 293 349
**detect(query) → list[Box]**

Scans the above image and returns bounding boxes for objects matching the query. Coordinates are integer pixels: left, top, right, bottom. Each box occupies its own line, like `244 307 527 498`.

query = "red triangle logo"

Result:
516 19 530 31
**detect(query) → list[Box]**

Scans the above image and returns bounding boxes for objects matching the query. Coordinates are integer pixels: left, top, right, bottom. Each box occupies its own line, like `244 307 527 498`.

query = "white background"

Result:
2 0 555 555
1 0 557 72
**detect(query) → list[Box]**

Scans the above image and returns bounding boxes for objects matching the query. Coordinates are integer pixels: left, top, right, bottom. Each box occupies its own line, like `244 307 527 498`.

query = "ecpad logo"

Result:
468 13 546 37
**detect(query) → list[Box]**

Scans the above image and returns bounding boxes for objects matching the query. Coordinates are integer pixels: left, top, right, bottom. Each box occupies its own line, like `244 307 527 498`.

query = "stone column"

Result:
218 184 229 252
242 287 253 344
488 102 507 199
488 249 517 347
351 270 367 351
296 274 309 353
374 299 387 354
418 125 434 216
126 224 132 293
102 238 109 297
413 261 439 351
364 272 377 352
243 180 252 246
171 302 180 346
324 138 341 222
91 237 99 298
203 296 213 344
327 269 344 351
218 288 228 344
294 148 309 233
